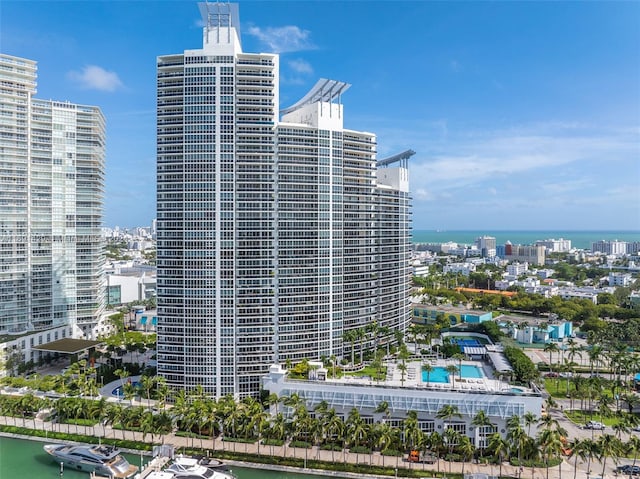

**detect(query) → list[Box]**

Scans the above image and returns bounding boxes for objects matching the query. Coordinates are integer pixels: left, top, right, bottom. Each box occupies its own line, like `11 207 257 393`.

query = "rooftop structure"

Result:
263 354 542 447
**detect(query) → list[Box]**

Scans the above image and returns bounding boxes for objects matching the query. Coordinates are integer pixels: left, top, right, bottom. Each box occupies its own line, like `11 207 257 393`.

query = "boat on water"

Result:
165 455 237 478
43 443 139 478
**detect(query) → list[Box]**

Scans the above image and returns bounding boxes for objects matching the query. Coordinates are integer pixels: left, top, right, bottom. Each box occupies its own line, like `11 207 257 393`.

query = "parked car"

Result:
584 421 605 430
545 372 559 378
616 465 640 475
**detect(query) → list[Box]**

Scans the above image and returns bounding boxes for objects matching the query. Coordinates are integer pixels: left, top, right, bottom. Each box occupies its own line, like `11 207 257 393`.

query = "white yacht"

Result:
165 455 236 479
43 443 139 478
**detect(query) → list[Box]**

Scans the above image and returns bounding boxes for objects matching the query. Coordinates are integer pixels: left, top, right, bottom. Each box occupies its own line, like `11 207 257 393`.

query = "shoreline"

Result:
0 430 394 479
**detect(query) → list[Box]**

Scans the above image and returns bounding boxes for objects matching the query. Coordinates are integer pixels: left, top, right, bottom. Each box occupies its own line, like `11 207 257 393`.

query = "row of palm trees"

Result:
4 384 638 476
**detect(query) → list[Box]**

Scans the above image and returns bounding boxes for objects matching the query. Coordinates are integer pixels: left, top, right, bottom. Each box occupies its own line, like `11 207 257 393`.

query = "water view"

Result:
0 436 341 479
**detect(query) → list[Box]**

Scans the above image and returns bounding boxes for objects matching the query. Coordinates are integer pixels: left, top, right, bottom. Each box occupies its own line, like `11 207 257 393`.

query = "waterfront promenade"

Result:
0 413 626 479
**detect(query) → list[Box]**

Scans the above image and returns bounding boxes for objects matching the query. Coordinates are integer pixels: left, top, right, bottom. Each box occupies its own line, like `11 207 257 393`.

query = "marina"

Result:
0 437 339 479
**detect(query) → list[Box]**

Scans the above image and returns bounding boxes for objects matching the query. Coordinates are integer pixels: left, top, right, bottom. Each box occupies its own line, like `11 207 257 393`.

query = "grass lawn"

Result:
344 365 386 381
543 378 614 399
564 410 621 427
544 378 577 398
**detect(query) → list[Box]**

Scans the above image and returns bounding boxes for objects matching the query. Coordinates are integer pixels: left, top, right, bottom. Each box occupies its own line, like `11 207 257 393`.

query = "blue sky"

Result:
2 1 639 230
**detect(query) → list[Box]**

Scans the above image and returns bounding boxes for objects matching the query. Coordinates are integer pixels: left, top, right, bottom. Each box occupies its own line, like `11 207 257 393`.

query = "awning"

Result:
151 317 158 326
488 351 513 373
33 338 102 354
463 346 486 356
140 316 148 325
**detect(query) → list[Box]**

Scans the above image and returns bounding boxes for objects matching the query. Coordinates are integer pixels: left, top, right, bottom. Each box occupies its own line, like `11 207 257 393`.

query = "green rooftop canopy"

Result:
33 338 102 354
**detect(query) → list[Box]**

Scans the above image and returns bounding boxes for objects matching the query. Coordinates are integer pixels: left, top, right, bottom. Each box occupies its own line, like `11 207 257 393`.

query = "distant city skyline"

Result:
2 1 639 229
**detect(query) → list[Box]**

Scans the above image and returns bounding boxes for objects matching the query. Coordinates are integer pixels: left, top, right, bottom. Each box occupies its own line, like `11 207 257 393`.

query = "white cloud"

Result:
68 65 123 92
246 25 315 53
288 58 313 75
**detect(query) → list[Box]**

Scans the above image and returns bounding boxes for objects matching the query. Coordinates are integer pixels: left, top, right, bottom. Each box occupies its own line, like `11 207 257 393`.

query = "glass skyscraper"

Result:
156 3 411 397
0 54 106 340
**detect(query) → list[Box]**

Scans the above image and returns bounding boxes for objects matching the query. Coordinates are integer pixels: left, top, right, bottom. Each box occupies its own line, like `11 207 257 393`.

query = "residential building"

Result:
502 243 545 265
0 54 106 345
608 272 633 287
506 262 528 276
443 262 476 277
535 238 572 253
592 240 627 256
156 3 411 397
474 236 496 258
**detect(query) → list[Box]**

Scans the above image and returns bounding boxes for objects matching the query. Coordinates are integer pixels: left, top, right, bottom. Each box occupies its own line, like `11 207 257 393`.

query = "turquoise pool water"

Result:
421 365 484 383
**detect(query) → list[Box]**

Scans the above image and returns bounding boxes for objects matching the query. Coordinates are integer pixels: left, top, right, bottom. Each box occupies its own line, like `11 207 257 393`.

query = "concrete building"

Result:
506 262 528 276
443 262 477 277
592 240 627 256
412 305 493 325
0 54 106 344
156 3 412 397
474 236 496 258
608 272 633 287
263 360 543 446
502 243 545 266
535 238 572 253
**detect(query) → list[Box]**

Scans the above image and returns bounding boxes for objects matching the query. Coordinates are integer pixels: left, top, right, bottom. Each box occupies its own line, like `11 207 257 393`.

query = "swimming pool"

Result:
421 365 484 383
111 381 140 397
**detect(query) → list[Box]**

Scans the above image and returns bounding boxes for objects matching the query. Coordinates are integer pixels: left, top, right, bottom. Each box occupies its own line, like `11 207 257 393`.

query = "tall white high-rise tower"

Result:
0 54 106 344
156 3 412 397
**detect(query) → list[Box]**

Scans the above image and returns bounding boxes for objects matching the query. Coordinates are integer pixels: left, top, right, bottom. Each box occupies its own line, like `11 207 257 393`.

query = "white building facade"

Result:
156 3 411 397
263 365 543 446
0 54 106 342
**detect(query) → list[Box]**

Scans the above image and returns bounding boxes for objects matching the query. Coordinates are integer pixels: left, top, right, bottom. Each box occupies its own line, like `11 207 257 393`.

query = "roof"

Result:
280 78 350 116
487 351 513 373
463 346 487 356
33 338 102 354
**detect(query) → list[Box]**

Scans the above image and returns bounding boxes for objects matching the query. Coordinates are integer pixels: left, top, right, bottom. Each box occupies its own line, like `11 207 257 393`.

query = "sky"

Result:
2 1 639 231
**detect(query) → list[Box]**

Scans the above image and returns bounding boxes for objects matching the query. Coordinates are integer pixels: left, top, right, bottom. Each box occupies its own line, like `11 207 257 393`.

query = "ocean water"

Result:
411 230 640 250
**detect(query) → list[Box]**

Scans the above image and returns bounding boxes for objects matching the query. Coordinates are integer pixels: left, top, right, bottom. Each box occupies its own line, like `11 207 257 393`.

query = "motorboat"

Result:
173 454 230 471
165 455 236 478
43 443 139 478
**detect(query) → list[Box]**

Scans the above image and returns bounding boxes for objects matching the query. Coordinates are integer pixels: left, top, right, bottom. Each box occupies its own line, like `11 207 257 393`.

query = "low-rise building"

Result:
412 305 493 325
608 272 633 287
263 359 543 447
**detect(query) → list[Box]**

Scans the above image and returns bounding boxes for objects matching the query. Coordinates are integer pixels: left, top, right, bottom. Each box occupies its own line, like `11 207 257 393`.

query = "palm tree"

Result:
524 411 538 437
445 364 459 386
443 427 460 474
342 330 357 365
472 410 494 454
403 410 421 454
538 428 564 479
597 434 623 479
488 432 509 479
397 362 408 386
507 416 527 478
376 422 399 468
544 342 560 376
459 436 475 476
569 438 591 479
627 436 640 479
421 363 433 386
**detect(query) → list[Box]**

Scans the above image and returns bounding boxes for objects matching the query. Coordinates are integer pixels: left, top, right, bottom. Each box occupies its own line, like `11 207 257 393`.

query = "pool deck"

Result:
339 359 532 395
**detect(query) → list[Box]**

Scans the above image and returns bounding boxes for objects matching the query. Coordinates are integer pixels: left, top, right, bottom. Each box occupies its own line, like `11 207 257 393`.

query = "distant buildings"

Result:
475 236 497 258
535 238 572 253
502 242 545 265
0 54 106 342
155 3 412 397
592 240 628 256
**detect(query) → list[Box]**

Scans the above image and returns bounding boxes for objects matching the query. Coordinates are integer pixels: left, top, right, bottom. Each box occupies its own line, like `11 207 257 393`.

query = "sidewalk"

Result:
1 413 617 479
